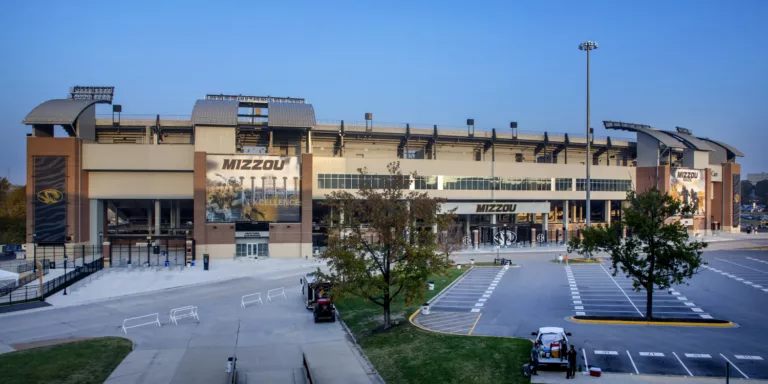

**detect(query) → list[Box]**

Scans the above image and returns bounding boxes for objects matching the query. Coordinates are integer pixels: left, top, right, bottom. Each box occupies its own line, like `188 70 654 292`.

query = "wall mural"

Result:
669 168 705 216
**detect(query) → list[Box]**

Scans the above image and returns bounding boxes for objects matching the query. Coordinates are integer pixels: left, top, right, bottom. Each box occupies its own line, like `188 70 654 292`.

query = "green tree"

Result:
741 180 754 204
316 162 454 330
755 180 768 206
568 188 707 319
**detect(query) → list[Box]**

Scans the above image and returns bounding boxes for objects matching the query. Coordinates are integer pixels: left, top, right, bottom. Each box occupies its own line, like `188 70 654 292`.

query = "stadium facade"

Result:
22 91 744 259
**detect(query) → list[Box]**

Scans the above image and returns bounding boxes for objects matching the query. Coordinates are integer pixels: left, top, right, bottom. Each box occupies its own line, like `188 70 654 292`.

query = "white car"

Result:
531 327 572 366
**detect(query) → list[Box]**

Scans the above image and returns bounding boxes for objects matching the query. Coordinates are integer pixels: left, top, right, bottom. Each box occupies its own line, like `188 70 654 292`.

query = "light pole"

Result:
32 233 37 273
579 40 598 228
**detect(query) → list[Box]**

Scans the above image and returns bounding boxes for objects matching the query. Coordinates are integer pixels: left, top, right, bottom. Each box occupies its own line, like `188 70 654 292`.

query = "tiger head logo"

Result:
37 189 63 204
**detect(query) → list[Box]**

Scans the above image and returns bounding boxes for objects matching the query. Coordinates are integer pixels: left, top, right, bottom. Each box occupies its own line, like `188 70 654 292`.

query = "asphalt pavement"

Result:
447 247 768 380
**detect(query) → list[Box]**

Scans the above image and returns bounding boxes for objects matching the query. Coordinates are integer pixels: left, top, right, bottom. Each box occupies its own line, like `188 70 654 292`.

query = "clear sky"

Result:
2 0 766 184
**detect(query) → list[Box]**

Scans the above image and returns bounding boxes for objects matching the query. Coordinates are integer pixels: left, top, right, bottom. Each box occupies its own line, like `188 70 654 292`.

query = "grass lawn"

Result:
0 337 133 384
335 267 532 384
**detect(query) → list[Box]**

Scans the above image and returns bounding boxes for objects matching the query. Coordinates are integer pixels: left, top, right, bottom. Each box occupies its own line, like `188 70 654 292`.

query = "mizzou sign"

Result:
475 203 517 213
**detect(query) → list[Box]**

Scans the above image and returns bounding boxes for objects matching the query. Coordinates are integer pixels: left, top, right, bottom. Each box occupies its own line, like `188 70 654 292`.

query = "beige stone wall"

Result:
83 143 194 171
88 172 193 199
195 126 236 154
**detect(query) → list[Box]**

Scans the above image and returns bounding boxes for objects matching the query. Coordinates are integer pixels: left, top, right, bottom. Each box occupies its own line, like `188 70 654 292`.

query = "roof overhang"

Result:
267 103 316 128
603 121 685 149
697 137 744 158
659 131 714 151
191 99 238 126
22 99 108 126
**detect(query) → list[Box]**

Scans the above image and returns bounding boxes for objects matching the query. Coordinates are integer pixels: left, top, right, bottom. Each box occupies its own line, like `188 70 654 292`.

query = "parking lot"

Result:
413 266 505 334
453 247 768 380
566 263 712 319
702 256 768 293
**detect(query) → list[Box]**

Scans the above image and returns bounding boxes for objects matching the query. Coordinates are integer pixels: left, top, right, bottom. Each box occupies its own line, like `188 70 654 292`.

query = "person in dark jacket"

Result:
530 342 540 375
565 345 577 379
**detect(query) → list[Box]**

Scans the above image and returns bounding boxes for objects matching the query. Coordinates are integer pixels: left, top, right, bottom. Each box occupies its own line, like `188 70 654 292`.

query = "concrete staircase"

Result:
236 367 308 384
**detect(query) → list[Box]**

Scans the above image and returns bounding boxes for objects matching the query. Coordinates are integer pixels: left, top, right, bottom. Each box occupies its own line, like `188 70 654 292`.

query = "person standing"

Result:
566 345 578 379
530 342 540 376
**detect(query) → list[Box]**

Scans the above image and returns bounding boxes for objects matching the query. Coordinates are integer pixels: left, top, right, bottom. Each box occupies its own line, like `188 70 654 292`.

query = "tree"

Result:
437 225 464 261
755 180 768 206
741 180 755 204
316 162 454 330
568 188 707 320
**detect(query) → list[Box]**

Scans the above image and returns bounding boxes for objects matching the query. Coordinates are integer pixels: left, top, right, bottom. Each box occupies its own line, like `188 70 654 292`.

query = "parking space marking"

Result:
715 258 768 274
720 354 749 379
639 352 665 357
599 263 644 316
699 315 713 319
684 354 711 358
734 355 763 360
672 352 693 376
594 350 618 355
470 308 480 313
702 264 768 293
747 256 768 265
576 311 585 315
626 350 640 374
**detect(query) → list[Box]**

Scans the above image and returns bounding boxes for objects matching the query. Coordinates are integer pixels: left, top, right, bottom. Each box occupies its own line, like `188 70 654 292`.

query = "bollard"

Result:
227 357 234 373
428 281 435 291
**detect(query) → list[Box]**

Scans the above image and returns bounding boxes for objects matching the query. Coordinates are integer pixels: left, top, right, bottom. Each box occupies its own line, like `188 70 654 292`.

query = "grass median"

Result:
336 267 532 384
0 337 133 384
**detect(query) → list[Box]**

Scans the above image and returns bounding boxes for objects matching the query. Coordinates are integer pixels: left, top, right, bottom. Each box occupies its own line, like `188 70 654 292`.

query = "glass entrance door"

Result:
246 243 269 257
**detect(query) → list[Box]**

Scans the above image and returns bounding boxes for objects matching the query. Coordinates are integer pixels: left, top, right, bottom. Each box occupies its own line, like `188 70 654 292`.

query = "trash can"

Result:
50 261 56 269
203 254 209 271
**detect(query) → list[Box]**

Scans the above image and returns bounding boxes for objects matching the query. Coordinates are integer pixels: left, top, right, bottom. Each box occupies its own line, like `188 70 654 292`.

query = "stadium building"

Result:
22 88 745 260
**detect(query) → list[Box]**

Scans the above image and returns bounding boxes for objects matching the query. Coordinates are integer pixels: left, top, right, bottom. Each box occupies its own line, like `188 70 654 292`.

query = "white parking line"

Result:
471 308 480 313
576 311 585 315
715 258 768 274
573 301 582 304
572 296 581 299
599 263 644 316
685 354 711 358
735 355 763 360
626 350 640 374
720 353 749 379
639 352 665 357
673 352 693 376
474 303 484 307
594 350 618 355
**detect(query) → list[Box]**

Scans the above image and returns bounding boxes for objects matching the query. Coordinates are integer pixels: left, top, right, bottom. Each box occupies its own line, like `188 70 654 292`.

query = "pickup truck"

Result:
530 327 572 367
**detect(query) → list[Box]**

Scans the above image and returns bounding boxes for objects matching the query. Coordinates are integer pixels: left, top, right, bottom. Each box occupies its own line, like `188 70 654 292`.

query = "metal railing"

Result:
0 257 104 306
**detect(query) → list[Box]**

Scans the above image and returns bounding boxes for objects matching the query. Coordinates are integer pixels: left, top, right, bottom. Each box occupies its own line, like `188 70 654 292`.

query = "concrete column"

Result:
154 199 161 236
531 228 537 247
307 130 313 154
465 215 471 238
491 214 497 239
605 200 611 225
89 199 104 246
543 209 549 236
174 200 181 228
472 229 479 250
147 207 152 234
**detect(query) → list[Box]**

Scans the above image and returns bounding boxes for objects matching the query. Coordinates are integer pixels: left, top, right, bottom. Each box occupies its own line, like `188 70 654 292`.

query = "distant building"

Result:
747 173 768 183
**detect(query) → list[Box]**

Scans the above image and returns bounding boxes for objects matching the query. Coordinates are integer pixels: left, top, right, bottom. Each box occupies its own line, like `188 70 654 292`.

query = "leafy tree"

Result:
316 162 454 330
741 180 754 204
568 188 707 319
755 180 768 206
437 225 464 261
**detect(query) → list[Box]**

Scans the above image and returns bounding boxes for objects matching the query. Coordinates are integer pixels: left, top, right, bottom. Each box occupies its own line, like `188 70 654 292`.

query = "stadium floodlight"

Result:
68 86 114 103
676 126 693 135
578 40 598 230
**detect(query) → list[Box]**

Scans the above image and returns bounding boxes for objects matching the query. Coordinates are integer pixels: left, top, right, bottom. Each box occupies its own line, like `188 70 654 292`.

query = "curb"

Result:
334 308 386 384
569 316 735 328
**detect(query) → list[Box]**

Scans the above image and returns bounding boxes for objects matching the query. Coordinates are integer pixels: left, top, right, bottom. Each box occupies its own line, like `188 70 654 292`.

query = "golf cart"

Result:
531 327 572 367
300 272 333 309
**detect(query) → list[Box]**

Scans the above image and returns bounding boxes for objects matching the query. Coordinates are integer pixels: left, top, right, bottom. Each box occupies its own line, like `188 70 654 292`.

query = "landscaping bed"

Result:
572 315 732 326
336 267 533 384
0 337 133 384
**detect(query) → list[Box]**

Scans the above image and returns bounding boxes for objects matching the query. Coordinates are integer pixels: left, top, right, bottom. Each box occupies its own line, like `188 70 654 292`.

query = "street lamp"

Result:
63 252 68 295
578 40 598 228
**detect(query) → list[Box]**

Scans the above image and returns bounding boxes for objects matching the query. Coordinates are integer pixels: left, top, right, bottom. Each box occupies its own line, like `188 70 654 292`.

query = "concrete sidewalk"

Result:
532 371 768 383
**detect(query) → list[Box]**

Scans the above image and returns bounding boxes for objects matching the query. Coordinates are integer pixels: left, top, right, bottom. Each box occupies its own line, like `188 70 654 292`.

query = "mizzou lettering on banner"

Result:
222 159 285 171
476 203 517 213
675 170 700 181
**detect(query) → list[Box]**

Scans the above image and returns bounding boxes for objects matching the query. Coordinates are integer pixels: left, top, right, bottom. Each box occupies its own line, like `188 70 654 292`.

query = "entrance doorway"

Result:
246 243 269 257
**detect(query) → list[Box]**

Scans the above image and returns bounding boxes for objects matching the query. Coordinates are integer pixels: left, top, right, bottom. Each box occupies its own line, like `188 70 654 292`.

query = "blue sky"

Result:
2 0 766 184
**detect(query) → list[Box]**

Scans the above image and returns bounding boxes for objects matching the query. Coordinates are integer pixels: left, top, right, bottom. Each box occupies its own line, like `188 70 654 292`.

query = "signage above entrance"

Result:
441 202 549 215
236 231 268 238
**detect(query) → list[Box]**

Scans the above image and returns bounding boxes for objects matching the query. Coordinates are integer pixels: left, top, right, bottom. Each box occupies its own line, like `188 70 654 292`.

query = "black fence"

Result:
0 261 51 297
472 227 628 248
0 257 104 306
110 245 189 268
23 245 103 270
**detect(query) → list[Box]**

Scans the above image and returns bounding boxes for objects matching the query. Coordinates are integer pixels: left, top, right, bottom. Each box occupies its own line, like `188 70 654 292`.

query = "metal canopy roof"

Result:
267 103 316 128
603 121 686 149
659 131 714 151
191 99 238 126
698 137 744 158
22 99 107 126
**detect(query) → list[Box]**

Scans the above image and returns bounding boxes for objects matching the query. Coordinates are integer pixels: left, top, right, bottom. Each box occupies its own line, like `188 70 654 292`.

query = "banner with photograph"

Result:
206 155 301 223
669 168 705 216
733 174 741 228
